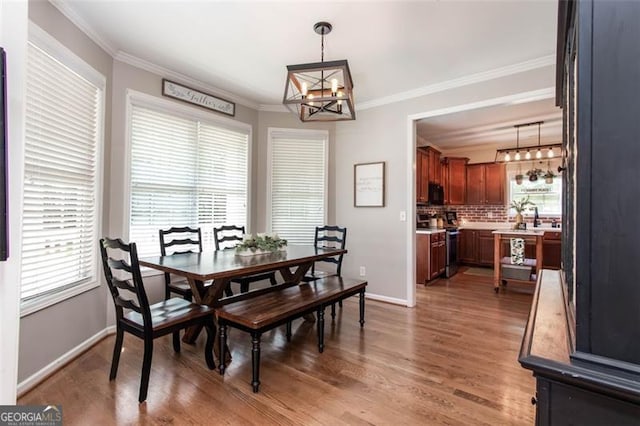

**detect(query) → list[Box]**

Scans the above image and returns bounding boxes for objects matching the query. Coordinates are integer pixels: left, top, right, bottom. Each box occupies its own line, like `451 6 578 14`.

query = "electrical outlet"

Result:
488 211 493 218
400 211 406 221
359 266 366 277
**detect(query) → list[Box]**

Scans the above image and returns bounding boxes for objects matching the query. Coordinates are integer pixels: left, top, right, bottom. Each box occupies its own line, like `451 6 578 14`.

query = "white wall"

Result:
0 0 28 404
334 65 555 304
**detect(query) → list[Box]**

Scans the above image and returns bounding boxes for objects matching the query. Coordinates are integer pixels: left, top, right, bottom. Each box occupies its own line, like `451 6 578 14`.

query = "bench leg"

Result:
359 290 365 327
218 322 227 375
285 321 292 341
330 303 336 319
251 332 261 392
317 307 325 353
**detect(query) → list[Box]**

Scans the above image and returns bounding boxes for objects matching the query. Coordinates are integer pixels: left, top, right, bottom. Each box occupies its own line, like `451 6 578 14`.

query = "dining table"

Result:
138 245 347 348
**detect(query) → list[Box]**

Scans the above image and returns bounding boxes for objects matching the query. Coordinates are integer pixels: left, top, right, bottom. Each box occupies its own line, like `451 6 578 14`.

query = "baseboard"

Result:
17 325 116 397
365 293 409 307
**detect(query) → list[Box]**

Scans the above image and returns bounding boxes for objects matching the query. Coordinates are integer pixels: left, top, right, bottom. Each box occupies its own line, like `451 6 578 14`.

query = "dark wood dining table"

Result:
138 245 347 346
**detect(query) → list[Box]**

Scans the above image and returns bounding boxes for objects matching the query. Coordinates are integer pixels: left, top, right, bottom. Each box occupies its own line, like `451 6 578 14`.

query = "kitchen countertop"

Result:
416 228 446 235
459 222 561 232
492 229 545 236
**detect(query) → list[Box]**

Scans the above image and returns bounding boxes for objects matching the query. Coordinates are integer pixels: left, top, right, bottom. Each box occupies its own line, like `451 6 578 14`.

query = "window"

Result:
21 27 105 314
268 128 328 245
128 99 249 257
507 160 562 216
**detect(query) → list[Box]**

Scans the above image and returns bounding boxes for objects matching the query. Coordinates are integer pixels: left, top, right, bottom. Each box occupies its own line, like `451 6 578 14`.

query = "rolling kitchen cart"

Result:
492 230 543 293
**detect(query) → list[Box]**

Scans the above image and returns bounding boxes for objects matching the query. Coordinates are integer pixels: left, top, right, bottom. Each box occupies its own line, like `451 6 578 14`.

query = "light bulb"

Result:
504 152 511 162
547 147 554 158
337 90 343 98
536 149 542 159
308 93 314 106
525 150 531 160
331 79 338 94
515 151 521 161
301 82 308 97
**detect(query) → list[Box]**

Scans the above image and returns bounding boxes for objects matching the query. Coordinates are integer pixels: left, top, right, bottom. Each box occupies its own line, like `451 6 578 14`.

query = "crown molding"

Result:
259 104 289 113
49 0 117 56
357 55 556 111
114 51 260 110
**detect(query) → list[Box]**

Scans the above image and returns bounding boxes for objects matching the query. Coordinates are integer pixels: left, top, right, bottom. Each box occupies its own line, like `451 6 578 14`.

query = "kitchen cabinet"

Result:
416 146 442 204
460 229 495 267
416 231 445 284
542 231 561 269
465 162 505 205
430 232 446 279
442 157 468 205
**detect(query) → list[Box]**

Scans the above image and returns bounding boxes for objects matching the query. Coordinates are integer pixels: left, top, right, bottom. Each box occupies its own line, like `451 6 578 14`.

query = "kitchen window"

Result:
128 94 250 257
267 128 328 244
21 25 105 315
507 160 562 216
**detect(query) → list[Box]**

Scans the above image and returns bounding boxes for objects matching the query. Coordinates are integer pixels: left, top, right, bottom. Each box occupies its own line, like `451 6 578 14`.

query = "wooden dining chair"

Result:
159 226 203 301
100 237 216 403
213 225 278 294
303 225 347 316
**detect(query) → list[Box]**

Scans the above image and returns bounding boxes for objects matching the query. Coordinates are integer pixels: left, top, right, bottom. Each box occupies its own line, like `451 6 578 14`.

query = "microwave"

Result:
428 183 444 205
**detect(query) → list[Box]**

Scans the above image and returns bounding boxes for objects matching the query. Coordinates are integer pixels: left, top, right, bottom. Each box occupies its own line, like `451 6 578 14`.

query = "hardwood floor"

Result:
19 270 536 425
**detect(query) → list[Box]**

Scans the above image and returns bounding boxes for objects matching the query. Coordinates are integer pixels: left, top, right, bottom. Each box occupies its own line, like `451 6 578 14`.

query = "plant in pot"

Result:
543 169 556 184
526 168 543 182
510 195 536 228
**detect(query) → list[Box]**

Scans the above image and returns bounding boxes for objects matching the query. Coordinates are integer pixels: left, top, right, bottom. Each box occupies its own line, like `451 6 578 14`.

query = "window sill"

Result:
20 280 101 318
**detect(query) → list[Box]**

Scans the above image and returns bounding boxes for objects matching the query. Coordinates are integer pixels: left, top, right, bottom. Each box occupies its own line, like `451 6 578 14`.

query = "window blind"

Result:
269 131 327 245
129 105 248 257
21 42 103 302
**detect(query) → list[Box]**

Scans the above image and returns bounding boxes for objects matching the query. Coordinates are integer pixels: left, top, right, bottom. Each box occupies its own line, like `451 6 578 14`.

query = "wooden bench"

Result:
215 276 367 392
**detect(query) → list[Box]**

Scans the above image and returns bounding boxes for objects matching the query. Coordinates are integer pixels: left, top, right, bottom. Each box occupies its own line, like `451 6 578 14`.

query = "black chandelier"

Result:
283 22 355 122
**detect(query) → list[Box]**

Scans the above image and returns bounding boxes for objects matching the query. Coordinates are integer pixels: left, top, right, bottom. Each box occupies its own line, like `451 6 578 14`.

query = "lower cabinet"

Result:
460 230 495 267
543 231 562 269
416 232 446 284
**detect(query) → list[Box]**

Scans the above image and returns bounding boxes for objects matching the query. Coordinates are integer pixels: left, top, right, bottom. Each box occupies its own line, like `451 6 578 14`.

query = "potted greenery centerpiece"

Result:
526 168 543 182
510 195 536 227
543 169 556 184
235 233 287 256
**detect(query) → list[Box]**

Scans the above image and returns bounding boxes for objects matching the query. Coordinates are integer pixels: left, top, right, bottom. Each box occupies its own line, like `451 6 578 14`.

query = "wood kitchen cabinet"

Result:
465 162 505 205
460 229 495 267
542 231 561 269
442 157 468 205
416 146 442 204
416 232 445 284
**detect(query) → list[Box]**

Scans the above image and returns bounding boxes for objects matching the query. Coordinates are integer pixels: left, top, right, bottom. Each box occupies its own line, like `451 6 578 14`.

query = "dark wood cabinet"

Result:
416 146 441 204
442 157 468 205
417 231 445 283
465 163 505 205
460 229 494 267
416 233 430 284
520 1 640 422
542 231 561 269
416 149 429 203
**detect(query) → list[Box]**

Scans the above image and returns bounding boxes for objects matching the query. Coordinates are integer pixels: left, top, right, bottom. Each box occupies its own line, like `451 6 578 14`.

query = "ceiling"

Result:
57 0 558 111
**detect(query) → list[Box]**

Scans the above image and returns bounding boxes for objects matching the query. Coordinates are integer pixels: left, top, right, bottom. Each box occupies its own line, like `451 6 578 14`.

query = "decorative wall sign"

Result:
354 162 385 207
162 79 235 116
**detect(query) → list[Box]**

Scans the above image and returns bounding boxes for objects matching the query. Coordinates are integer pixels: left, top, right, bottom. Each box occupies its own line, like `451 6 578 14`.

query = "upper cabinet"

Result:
442 157 468 205
465 162 505 205
416 146 441 204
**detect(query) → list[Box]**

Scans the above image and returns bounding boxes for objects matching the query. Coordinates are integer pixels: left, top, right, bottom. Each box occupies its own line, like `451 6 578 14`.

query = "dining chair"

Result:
159 226 203 301
213 225 278 294
303 225 347 316
99 237 215 403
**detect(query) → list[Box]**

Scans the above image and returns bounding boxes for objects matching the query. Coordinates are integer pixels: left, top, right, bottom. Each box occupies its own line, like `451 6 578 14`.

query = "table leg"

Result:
279 263 317 322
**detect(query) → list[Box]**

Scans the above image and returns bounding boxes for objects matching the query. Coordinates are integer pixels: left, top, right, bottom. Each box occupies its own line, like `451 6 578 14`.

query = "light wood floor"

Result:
19 269 536 425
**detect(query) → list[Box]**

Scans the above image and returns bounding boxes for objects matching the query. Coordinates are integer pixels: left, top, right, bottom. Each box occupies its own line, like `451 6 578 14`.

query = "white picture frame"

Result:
354 162 385 207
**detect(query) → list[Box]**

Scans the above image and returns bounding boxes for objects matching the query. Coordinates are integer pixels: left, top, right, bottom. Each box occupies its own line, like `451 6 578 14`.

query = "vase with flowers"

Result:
510 195 536 228
543 169 556 184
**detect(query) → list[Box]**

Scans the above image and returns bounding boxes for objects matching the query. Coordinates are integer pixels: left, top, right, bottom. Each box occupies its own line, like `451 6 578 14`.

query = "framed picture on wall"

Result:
354 161 385 207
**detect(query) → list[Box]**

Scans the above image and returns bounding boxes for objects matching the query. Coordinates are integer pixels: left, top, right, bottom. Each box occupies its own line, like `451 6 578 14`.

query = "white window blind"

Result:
129 104 248 257
21 41 103 305
268 129 327 245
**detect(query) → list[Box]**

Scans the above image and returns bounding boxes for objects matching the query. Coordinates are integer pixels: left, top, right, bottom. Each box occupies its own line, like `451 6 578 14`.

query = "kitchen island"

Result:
492 229 544 293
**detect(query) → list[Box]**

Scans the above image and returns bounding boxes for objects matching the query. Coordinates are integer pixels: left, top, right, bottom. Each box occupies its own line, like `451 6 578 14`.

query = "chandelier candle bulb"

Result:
331 78 338 94
301 82 308 97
